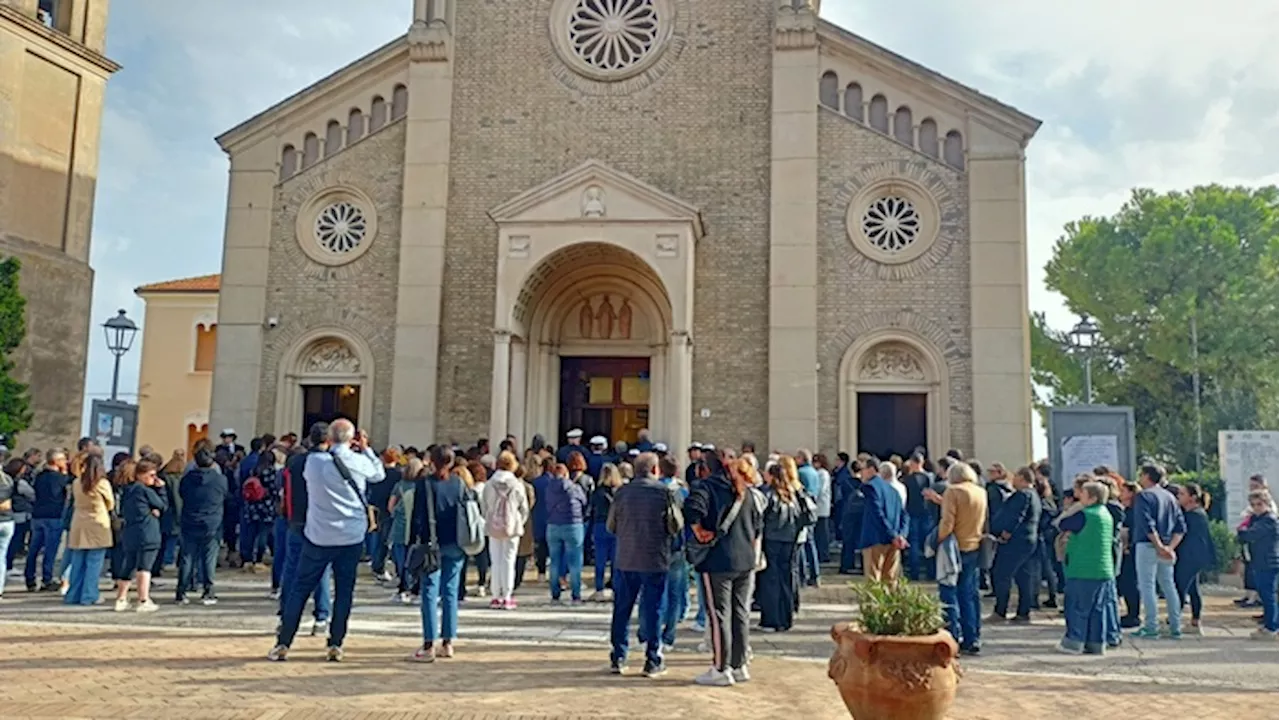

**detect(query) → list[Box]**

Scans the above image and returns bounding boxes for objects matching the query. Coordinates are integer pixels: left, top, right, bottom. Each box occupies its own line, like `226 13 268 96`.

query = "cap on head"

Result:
566 428 584 439
654 442 668 453
590 435 608 447
703 443 716 452
220 428 237 439
688 442 702 452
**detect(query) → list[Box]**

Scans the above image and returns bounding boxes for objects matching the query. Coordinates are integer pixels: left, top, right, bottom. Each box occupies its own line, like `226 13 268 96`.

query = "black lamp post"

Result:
1068 314 1101 404
103 309 138 402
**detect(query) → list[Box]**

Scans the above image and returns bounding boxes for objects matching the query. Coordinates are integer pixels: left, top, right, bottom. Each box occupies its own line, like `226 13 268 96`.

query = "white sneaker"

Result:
375 571 394 583
693 667 735 687
731 666 751 683
136 599 159 613
114 598 130 612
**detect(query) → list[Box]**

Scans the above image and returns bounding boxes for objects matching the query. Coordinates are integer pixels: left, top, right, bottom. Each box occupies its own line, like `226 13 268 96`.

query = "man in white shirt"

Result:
270 419 385 663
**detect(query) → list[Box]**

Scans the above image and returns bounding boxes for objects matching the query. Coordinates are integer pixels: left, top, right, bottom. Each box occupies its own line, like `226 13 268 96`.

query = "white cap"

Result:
654 443 668 453
590 435 608 446
566 428 584 439
628 448 640 457
220 428 237 437
703 443 716 452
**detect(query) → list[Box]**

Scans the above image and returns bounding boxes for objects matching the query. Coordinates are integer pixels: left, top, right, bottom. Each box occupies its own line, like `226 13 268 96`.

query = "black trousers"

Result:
1117 549 1139 619
702 570 752 672
758 540 797 630
1175 563 1204 621
178 528 220 598
534 539 548 575
992 541 1037 618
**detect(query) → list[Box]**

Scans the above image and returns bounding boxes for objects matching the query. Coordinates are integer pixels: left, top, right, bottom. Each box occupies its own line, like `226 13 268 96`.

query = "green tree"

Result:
0 257 32 439
1032 185 1279 471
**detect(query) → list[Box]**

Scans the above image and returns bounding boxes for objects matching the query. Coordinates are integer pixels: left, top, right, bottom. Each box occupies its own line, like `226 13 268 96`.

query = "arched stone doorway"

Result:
839 331 950 458
494 242 688 450
274 329 375 437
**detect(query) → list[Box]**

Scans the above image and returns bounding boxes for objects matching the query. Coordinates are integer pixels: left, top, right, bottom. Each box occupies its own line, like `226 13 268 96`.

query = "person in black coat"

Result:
177 444 228 604
114 459 167 610
988 466 1041 622
1174 483 1217 634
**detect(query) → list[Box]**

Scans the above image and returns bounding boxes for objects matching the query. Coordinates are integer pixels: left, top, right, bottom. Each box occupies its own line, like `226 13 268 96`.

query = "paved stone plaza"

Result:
1 565 1276 719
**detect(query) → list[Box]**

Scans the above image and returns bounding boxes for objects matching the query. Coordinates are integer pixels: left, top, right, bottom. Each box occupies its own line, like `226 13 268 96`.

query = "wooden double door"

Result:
558 357 650 447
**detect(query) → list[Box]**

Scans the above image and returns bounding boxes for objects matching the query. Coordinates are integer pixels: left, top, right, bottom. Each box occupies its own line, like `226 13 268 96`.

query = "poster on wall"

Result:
1219 431 1280 522
1060 435 1120 484
90 399 138 460
1046 406 1136 492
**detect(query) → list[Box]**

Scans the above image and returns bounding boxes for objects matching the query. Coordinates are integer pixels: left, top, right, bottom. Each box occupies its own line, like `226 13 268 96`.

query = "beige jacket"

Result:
68 478 114 550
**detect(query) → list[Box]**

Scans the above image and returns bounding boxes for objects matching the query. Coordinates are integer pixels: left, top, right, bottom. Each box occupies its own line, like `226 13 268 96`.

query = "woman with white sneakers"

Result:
483 451 530 609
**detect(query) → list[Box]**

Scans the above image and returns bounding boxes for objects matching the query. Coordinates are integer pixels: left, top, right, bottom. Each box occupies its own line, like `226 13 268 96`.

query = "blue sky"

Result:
85 0 1280 455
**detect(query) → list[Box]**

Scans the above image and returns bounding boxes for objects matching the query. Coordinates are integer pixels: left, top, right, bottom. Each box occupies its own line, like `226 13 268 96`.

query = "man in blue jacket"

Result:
1132 463 1186 639
857 459 908 587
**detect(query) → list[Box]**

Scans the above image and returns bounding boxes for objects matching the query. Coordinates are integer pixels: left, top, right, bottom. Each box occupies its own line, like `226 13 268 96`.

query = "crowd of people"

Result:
0 424 1276 683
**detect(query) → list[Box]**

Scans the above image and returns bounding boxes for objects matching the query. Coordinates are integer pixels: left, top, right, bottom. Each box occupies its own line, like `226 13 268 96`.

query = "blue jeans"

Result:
64 548 106 605
800 533 820 586
546 523 585 601
278 527 331 621
840 513 863 572
1135 542 1181 634
659 556 690 645
421 545 466 642
244 519 271 564
24 517 61 587
939 549 981 649
906 514 934 581
1062 577 1109 652
1255 567 1279 632
1102 578 1120 645
277 539 361 648
272 517 289 590
611 569 666 667
0 520 13 595
592 522 616 592
178 528 220 598
695 573 708 625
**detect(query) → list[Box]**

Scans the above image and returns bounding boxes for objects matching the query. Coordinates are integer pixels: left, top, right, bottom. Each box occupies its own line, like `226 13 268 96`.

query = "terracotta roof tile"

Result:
134 273 221 294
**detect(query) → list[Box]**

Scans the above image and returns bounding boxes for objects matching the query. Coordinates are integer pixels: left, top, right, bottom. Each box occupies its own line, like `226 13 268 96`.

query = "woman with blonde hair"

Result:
758 462 804 632
482 451 531 609
588 463 624 602
65 455 114 605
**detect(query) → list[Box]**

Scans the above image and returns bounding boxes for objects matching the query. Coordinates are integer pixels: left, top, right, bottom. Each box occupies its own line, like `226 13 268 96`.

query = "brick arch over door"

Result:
820 309 970 456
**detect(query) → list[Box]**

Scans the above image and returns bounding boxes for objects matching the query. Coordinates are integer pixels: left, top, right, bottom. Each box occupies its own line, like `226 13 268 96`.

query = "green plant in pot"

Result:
828 581 961 720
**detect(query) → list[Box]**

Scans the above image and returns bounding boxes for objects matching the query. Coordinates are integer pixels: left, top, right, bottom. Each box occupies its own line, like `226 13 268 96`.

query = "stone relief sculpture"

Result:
582 186 606 217
595 295 616 339
302 340 361 374
618 299 633 340
579 299 594 338
860 345 926 382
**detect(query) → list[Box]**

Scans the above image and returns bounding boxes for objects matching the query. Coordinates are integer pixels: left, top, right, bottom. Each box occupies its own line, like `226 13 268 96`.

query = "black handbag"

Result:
405 481 440 576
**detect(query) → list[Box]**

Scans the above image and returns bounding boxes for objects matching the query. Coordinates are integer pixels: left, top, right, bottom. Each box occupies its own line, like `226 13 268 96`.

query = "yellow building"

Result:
0 0 118 448
134 274 219 458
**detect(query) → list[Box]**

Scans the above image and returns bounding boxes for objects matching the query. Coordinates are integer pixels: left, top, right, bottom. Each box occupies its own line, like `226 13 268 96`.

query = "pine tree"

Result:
0 257 33 439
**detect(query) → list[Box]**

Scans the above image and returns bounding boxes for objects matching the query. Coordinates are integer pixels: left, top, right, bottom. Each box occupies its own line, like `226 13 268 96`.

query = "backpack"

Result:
456 484 486 556
485 482 521 539
242 476 266 504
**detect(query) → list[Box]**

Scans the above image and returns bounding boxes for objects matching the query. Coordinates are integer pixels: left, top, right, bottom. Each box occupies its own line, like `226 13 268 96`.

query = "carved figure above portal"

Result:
595 294 616 338
582 186 606 217
574 295 638 340
618 299 633 340
302 339 361 375
859 344 926 382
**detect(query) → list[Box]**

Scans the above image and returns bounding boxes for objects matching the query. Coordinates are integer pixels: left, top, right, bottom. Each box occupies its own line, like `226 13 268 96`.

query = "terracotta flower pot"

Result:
827 622 961 720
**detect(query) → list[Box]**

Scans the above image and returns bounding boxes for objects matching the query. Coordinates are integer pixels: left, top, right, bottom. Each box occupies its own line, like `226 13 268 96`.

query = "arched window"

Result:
302 132 319 168
868 95 889 133
819 71 839 110
844 83 863 122
894 106 914 145
918 118 939 158
944 130 965 169
279 145 298 181
194 323 217 372
324 120 343 157
391 84 409 120
369 96 388 132
347 108 365 143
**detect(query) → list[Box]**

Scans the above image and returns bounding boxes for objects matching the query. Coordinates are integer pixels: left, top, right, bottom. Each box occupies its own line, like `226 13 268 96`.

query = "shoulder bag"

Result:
686 491 746 568
406 481 440 576
331 451 377 532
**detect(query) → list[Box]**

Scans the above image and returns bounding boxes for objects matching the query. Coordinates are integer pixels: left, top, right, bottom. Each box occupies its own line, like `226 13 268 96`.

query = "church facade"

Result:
209 0 1040 463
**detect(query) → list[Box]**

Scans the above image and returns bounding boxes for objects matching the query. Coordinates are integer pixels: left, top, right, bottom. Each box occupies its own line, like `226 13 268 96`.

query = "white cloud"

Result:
81 0 1279 455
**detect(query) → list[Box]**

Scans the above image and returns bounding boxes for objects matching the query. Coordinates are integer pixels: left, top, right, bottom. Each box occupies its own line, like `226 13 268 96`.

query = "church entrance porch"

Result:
839 331 950 459
274 329 375 439
559 357 650 447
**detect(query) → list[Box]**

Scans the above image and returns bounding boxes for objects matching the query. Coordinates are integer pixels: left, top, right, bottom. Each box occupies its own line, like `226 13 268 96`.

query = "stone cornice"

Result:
0 5 119 76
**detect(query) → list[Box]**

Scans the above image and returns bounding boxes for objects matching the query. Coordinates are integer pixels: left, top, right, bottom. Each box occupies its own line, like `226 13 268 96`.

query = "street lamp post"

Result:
103 309 138 402
1068 314 1101 405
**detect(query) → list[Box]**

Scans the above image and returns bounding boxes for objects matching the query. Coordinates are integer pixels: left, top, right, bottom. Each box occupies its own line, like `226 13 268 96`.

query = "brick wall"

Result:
816 109 973 456
256 121 405 441
437 0 776 448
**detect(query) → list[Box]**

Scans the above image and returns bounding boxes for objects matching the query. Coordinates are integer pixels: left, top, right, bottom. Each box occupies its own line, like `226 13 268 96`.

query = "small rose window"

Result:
314 201 367 254
861 196 921 254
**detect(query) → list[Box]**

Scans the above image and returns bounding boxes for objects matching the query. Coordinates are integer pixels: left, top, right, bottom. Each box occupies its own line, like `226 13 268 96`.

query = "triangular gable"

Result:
488 160 705 237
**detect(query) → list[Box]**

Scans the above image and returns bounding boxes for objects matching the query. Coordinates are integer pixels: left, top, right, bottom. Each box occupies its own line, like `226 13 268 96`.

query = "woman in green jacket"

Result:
1056 481 1115 655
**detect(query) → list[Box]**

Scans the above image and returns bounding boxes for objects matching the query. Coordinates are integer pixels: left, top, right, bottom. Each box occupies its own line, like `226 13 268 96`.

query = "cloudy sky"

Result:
86 0 1279 454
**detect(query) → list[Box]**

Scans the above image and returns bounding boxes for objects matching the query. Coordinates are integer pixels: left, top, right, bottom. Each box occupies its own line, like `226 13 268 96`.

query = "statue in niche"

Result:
582 186 606 218
618 299 633 340
578 298 594 338
595 295 616 339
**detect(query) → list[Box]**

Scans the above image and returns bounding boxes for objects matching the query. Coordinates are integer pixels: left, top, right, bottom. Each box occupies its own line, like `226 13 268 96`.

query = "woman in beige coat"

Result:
65 454 114 606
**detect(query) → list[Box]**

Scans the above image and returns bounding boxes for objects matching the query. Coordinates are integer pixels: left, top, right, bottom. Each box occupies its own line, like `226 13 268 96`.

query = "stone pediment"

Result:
488 160 704 237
